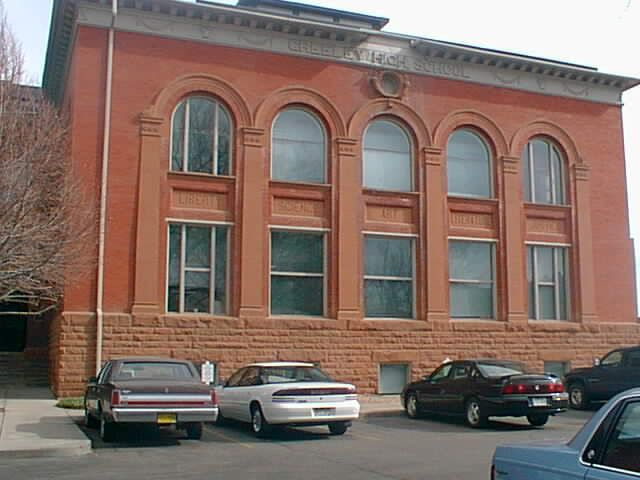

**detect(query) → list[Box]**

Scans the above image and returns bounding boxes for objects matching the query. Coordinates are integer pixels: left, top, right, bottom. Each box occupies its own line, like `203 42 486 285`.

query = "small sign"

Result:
201 361 215 385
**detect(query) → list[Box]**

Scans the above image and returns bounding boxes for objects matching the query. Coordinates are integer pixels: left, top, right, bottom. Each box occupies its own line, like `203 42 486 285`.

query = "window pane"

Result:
557 248 567 320
185 226 211 268
450 283 493 319
447 130 491 197
531 140 551 203
522 146 532 202
539 285 556 319
527 246 535 319
364 121 411 191
184 271 210 313
364 279 413 318
449 241 492 281
271 276 323 316
188 98 214 174
217 107 231 176
272 110 325 183
168 225 181 312
214 227 228 314
271 231 323 274
365 237 412 278
552 148 564 204
171 102 185 171
536 246 554 283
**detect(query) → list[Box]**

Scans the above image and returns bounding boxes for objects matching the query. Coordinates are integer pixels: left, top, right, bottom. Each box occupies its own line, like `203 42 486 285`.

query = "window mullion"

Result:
183 100 190 172
213 102 219 175
179 225 186 312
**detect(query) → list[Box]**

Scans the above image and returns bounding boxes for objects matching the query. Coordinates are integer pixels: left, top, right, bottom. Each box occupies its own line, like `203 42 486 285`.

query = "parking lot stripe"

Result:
351 432 382 441
206 428 254 448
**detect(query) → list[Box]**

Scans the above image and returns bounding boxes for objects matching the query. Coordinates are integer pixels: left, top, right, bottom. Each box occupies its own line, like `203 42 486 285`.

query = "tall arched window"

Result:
171 96 232 175
447 129 492 198
522 138 565 204
363 120 412 192
272 109 326 184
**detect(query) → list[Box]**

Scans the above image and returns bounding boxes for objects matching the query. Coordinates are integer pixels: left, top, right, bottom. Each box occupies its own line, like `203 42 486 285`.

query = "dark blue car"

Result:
492 388 640 479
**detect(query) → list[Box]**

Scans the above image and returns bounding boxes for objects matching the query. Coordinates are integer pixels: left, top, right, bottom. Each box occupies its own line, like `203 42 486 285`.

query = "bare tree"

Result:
0 1 95 315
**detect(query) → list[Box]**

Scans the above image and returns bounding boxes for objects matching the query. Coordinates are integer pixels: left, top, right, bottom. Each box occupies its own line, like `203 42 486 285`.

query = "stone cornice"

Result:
44 0 640 106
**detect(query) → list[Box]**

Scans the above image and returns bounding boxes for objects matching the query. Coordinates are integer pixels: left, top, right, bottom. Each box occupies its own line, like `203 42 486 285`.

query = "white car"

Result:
216 362 360 437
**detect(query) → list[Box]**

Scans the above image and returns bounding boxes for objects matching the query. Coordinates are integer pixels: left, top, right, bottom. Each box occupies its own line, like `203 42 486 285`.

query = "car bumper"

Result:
482 393 569 417
111 406 218 424
263 400 360 425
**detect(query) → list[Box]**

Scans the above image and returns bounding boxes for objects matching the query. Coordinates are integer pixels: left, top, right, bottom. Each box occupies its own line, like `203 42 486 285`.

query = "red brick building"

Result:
39 0 639 396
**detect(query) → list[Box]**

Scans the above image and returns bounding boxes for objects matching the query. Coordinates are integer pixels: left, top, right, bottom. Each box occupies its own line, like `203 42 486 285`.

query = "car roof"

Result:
246 362 315 368
111 357 193 363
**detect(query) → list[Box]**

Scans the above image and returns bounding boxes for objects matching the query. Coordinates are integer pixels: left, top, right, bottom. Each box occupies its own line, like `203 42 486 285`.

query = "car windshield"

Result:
114 362 194 381
477 361 531 378
260 366 333 384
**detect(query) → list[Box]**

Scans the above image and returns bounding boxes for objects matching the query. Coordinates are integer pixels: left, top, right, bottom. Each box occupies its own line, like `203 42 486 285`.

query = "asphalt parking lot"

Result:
0 409 596 480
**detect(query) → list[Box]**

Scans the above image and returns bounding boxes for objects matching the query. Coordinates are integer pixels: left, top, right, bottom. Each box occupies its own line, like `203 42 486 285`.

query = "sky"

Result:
4 0 640 314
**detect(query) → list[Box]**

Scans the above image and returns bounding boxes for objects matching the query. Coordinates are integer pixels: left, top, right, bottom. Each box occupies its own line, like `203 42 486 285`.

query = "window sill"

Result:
269 180 332 189
527 319 580 332
450 318 505 332
167 171 236 181
363 188 419 197
448 194 497 202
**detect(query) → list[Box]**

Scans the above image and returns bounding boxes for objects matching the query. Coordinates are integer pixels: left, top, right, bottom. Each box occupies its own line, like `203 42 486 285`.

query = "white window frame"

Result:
165 221 231 315
448 238 497 320
268 226 328 317
169 96 233 176
363 233 416 320
526 243 570 321
270 108 328 184
362 119 414 192
525 139 565 205
447 128 494 199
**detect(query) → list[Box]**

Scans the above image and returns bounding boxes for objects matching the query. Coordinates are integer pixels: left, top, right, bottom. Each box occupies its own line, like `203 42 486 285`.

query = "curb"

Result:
0 441 92 459
360 409 404 419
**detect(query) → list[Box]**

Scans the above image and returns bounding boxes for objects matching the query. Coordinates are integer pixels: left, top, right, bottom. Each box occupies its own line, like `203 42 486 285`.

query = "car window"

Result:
476 361 529 378
625 350 640 368
601 351 623 367
226 368 247 387
598 401 640 474
97 362 112 384
430 364 452 383
113 362 195 381
259 366 333 384
451 364 471 380
237 367 260 387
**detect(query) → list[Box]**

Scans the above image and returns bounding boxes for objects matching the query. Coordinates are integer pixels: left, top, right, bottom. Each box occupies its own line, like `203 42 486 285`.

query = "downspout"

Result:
96 0 117 374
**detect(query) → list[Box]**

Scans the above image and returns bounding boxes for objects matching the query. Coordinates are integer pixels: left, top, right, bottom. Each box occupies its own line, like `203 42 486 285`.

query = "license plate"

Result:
313 408 336 417
530 397 550 407
157 413 177 424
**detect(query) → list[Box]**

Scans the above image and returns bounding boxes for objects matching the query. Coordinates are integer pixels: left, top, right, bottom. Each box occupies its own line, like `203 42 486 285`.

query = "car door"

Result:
585 399 640 479
444 362 473 414
233 367 261 422
85 361 112 414
589 350 626 401
218 367 247 419
417 363 453 412
621 349 640 392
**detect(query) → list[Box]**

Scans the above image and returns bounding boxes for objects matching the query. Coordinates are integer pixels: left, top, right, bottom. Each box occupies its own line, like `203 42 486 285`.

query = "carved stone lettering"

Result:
367 205 412 224
273 198 324 217
450 212 493 229
173 190 227 211
527 218 565 234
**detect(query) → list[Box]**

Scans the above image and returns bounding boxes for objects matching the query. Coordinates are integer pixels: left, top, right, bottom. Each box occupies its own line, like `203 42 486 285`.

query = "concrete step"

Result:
0 353 49 386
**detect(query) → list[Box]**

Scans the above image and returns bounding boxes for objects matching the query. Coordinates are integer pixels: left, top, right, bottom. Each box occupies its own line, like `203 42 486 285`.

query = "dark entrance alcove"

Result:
0 302 28 352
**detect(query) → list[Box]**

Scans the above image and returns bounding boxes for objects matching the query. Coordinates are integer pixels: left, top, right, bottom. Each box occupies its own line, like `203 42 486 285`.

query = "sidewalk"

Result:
0 386 90 459
359 394 404 417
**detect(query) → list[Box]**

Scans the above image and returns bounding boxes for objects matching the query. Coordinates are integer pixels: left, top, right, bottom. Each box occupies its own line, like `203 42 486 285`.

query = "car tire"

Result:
250 404 272 438
186 422 203 440
526 413 549 427
465 397 487 428
84 406 99 429
405 392 420 419
328 422 349 436
99 415 117 442
568 383 587 410
215 409 227 426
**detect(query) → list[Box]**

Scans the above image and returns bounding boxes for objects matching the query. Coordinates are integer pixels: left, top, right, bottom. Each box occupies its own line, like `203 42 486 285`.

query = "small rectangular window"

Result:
167 224 229 315
527 245 568 320
543 361 570 380
270 230 325 316
449 241 495 319
364 235 414 318
379 364 409 394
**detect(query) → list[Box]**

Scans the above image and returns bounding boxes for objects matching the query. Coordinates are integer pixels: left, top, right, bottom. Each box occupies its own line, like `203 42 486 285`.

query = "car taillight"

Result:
502 384 527 395
502 383 565 394
111 390 121 406
549 383 565 393
210 390 218 405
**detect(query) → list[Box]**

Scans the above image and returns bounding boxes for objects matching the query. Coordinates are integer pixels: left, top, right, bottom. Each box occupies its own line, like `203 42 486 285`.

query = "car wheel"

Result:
250 404 272 438
84 406 99 429
569 383 587 410
328 422 349 436
99 415 117 442
405 392 420 419
215 409 227 426
185 422 203 440
465 397 487 428
526 413 549 427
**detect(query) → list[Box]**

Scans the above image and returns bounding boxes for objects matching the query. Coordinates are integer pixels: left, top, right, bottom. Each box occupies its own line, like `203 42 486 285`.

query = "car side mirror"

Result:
593 358 600 367
422 375 431 382
87 376 98 385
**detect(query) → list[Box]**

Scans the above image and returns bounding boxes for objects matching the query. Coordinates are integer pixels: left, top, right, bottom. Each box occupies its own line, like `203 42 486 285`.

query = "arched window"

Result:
363 120 412 192
171 96 232 175
447 129 492 198
272 109 326 183
522 138 565 204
